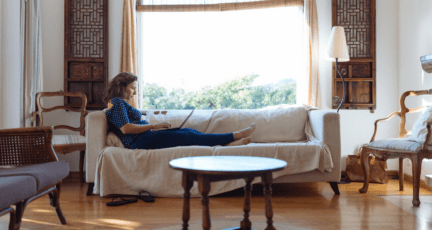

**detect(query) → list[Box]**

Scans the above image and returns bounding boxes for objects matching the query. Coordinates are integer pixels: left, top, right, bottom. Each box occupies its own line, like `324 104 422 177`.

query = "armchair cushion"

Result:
369 139 423 152
408 105 432 145
52 134 86 145
0 161 69 191
0 176 37 210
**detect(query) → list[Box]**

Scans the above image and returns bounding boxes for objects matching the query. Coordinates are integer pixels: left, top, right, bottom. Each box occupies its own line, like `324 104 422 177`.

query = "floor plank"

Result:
1 178 432 230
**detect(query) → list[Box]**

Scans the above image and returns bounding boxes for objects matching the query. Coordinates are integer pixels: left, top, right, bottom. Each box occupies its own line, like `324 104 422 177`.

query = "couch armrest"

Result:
85 111 108 183
308 110 341 176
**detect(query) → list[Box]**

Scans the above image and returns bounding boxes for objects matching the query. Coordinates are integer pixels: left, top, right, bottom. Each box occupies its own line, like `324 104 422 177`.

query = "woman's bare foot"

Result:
233 123 256 140
225 137 252 146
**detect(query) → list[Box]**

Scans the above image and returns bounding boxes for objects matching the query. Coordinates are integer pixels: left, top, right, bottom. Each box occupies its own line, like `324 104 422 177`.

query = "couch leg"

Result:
329 182 340 195
86 183 95 196
49 183 67 224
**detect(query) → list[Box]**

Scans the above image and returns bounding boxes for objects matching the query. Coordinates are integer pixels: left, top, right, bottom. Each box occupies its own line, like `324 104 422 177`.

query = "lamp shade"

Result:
327 26 350 62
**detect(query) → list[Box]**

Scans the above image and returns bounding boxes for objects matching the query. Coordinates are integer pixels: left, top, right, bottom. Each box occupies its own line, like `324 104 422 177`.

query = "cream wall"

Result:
317 0 400 170
0 0 21 129
39 0 123 171
2 0 401 172
399 0 432 180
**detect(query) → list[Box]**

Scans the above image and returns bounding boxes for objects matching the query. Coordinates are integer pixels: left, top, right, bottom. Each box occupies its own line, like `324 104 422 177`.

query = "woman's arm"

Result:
120 122 171 134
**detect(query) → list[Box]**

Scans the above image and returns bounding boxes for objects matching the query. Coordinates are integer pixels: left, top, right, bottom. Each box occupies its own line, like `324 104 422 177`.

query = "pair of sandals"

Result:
106 191 155 206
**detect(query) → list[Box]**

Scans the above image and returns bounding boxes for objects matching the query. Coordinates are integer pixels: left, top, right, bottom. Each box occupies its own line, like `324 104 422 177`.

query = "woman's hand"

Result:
153 122 172 129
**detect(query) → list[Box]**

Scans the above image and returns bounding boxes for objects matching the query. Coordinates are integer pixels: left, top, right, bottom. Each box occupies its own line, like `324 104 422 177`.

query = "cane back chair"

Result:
0 126 68 229
359 89 432 206
31 90 89 183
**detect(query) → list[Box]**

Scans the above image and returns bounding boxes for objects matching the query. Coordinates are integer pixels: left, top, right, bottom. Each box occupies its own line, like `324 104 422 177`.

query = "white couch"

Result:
85 105 341 197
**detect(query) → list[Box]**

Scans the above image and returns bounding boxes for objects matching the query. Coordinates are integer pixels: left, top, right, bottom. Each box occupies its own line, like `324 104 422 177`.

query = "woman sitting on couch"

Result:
103 72 256 149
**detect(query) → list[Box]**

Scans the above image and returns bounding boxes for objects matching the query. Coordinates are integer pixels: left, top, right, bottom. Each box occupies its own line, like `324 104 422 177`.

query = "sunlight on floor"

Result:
30 209 54 213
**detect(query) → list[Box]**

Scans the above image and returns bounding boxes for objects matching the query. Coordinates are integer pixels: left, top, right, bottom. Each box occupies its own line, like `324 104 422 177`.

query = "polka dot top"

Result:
105 97 149 147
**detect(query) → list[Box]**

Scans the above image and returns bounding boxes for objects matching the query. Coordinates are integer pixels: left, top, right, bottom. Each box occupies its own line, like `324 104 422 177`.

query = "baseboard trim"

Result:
66 172 84 180
341 170 432 191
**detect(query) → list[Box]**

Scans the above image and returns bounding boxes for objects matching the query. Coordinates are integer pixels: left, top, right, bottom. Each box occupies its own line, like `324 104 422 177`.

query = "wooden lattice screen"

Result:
64 0 108 110
332 0 376 112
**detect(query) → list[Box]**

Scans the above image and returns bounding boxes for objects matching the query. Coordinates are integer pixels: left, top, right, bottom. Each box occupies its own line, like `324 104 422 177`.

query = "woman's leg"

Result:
233 123 256 140
129 128 235 149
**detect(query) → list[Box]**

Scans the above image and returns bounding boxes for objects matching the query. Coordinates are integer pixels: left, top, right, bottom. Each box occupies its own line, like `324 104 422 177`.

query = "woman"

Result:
103 72 256 149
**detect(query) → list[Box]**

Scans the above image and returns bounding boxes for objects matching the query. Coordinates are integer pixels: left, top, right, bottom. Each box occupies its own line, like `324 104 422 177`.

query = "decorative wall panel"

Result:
332 0 376 111
65 0 108 110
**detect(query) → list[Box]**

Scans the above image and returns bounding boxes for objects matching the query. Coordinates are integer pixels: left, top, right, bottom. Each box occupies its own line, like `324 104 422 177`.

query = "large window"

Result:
137 6 304 110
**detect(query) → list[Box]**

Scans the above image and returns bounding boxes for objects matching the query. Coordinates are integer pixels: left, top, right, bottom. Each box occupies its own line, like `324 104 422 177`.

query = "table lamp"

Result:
327 26 350 113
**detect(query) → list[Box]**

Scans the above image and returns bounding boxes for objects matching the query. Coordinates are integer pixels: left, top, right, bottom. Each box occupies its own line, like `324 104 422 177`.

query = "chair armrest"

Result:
308 110 341 173
369 111 401 142
85 111 108 183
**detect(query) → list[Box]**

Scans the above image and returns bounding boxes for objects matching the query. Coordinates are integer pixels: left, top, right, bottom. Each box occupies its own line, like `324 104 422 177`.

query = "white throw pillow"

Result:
408 106 432 145
106 132 125 148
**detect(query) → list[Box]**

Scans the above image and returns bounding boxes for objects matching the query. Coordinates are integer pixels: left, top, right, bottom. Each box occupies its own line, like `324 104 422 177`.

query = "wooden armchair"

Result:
0 126 69 229
359 89 432 206
31 90 89 183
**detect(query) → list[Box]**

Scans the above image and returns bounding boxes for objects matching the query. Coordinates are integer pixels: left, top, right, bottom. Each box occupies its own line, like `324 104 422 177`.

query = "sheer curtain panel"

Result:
20 0 43 127
304 0 321 107
120 0 138 108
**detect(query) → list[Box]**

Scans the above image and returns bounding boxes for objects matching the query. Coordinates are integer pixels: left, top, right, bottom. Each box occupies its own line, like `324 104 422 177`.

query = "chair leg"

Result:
14 201 25 230
86 183 95 196
329 182 340 195
79 150 85 183
359 148 371 193
2 207 16 230
411 156 423 207
399 158 404 191
49 183 67 224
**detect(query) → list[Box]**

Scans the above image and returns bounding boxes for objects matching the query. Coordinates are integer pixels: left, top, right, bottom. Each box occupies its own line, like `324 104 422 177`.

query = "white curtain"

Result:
303 0 321 108
20 0 43 127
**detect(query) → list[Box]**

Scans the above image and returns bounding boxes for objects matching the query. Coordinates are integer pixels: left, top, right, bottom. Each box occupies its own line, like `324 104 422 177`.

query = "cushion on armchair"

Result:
408 105 432 145
369 139 423 152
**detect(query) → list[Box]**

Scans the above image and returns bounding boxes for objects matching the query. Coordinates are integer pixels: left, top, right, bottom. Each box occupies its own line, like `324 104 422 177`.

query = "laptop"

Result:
153 109 195 131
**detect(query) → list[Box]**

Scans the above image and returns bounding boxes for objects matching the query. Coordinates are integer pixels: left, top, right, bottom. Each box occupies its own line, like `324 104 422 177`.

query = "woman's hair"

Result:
103 72 138 103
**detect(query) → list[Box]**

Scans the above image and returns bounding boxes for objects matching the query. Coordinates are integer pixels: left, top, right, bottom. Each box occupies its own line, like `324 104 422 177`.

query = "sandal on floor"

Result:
136 190 155 203
106 197 138 206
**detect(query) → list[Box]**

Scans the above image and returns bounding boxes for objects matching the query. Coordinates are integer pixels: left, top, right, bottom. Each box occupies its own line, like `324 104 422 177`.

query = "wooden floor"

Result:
1 178 432 230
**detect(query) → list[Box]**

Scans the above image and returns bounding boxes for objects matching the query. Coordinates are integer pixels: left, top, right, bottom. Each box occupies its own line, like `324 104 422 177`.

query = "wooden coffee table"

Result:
169 156 287 230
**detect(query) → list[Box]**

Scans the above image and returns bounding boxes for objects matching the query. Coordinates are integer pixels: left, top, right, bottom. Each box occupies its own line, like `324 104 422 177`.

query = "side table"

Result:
169 156 287 230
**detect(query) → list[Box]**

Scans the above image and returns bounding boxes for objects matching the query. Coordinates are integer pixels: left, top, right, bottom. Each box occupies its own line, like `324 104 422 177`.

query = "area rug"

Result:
154 221 313 230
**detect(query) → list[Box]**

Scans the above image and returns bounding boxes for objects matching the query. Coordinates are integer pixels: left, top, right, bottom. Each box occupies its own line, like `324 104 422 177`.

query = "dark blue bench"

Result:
0 127 69 230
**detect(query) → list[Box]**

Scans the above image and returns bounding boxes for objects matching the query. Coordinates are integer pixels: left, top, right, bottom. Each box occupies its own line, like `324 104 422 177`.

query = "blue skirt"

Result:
129 128 234 150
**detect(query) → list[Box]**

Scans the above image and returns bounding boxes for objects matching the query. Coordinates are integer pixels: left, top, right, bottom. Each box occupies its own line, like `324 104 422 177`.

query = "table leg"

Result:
262 172 275 230
198 174 211 230
182 172 193 230
240 177 254 230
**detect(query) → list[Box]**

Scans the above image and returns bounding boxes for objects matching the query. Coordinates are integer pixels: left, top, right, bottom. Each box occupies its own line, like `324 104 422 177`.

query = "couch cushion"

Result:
107 132 125 148
146 110 214 133
206 105 307 143
0 161 69 191
213 142 333 174
0 176 37 210
93 141 332 197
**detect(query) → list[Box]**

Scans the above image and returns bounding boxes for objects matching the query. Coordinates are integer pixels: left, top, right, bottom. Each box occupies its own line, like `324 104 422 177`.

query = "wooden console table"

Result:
169 156 287 230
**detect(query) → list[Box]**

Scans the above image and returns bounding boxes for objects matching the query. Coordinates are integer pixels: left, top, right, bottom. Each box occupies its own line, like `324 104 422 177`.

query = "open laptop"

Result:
153 109 195 131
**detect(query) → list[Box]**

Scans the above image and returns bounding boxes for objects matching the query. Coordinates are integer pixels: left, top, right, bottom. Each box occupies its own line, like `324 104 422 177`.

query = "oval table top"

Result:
169 156 287 175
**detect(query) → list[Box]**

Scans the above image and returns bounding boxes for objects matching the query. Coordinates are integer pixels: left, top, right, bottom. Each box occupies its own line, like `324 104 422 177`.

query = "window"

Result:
137 5 304 110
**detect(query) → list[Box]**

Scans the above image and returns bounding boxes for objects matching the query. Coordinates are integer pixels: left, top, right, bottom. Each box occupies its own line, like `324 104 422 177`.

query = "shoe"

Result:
136 190 155 203
106 197 138 206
